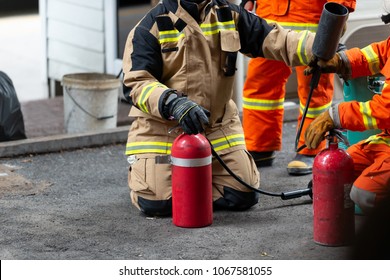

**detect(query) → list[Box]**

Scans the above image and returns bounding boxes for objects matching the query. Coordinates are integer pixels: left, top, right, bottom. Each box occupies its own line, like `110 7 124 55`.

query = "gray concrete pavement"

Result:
0 122 365 260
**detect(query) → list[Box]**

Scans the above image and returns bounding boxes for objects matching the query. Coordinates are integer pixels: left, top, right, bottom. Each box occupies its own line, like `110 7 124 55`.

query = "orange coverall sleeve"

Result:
337 38 390 131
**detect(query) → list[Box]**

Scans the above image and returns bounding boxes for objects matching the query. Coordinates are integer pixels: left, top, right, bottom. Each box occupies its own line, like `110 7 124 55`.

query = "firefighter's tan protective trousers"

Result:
128 149 260 215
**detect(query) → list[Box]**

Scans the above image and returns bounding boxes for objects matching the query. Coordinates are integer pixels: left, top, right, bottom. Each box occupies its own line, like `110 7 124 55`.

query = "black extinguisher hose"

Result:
295 43 348 152
294 64 320 152
206 139 312 200
204 63 325 200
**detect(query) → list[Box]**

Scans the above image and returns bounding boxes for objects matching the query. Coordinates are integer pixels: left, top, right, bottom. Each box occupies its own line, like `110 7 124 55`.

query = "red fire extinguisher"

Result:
171 133 213 228
312 130 355 246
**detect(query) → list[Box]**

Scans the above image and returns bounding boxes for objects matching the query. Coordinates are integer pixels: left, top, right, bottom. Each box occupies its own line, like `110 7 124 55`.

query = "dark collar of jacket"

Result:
163 0 216 23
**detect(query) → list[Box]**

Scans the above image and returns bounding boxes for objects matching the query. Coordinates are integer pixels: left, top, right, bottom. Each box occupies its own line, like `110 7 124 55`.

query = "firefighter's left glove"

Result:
305 110 335 149
160 92 210 134
304 53 342 76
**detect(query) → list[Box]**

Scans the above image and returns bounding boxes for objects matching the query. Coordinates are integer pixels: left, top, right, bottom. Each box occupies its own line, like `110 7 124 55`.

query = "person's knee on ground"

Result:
350 185 378 215
131 191 172 217
212 150 260 211
213 186 259 210
128 154 172 217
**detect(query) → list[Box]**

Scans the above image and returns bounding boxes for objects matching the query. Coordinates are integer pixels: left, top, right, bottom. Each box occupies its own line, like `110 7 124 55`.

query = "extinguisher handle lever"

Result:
329 129 350 147
281 188 312 200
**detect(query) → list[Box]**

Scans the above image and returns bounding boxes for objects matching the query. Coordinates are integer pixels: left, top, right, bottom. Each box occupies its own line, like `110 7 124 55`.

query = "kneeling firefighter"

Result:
123 0 317 216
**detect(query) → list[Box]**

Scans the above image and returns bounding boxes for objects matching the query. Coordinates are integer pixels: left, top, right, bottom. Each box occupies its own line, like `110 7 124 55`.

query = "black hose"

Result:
207 139 312 200
294 64 320 151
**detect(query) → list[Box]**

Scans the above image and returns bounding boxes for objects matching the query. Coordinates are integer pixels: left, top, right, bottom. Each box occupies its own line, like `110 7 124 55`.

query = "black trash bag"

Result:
0 71 26 141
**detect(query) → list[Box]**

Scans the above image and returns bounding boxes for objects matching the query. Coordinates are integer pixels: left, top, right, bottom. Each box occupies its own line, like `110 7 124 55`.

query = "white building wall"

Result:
46 0 105 81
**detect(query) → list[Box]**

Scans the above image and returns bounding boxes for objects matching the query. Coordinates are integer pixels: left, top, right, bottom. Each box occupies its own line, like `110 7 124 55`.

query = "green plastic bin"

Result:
343 76 382 145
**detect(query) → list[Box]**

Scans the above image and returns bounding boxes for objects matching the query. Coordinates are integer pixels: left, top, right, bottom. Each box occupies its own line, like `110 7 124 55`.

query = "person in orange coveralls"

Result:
304 4 390 214
240 0 355 175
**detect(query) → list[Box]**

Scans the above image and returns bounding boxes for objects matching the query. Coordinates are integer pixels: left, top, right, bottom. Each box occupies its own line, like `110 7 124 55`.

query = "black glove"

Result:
304 44 346 76
160 93 210 134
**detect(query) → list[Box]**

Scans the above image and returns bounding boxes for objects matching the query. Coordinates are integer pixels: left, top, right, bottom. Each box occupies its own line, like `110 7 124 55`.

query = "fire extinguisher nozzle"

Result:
281 188 312 200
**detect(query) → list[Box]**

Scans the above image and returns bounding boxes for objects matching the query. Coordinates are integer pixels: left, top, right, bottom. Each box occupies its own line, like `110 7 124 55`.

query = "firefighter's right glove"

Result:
304 53 342 76
161 94 210 135
305 110 335 149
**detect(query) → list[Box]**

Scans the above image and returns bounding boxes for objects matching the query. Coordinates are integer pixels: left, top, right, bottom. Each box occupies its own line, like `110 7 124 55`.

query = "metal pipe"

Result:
312 2 349 60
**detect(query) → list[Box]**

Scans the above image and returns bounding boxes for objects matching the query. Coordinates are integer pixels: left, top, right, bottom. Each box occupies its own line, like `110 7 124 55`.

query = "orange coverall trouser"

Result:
348 141 390 213
243 57 334 156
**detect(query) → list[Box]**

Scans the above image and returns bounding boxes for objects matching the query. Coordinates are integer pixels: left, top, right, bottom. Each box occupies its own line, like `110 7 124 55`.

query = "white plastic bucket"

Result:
62 73 120 134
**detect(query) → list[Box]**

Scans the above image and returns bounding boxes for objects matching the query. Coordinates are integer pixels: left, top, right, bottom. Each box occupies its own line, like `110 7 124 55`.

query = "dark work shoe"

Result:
287 153 315 175
248 151 275 167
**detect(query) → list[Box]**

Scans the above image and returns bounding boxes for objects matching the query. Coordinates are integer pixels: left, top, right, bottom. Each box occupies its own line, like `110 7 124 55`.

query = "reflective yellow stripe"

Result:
159 30 185 43
242 97 284 111
359 101 378 130
361 45 380 75
297 30 310 65
265 19 318 32
365 135 390 145
210 134 245 152
299 100 331 118
139 82 168 113
126 142 173 155
159 20 234 43
126 134 245 155
201 20 235 35
265 19 315 64
383 82 389 92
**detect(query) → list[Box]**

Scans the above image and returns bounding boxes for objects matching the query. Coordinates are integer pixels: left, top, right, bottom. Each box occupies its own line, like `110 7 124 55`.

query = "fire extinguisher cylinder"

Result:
312 133 355 246
171 133 213 228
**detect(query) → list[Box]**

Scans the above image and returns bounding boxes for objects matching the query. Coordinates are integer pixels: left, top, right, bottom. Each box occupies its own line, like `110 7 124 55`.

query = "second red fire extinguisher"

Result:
312 130 355 246
171 133 213 228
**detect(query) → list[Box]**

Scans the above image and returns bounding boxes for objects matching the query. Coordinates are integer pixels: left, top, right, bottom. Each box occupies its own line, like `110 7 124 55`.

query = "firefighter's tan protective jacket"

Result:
123 0 315 156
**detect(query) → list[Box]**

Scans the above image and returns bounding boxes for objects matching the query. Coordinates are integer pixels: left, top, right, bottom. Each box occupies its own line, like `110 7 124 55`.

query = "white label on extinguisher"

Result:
171 155 212 167
344 183 353 208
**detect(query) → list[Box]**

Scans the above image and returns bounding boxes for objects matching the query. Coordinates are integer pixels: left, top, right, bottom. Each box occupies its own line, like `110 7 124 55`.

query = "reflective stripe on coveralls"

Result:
125 133 245 155
264 20 318 32
138 82 168 113
361 45 381 75
158 20 235 43
359 101 379 130
299 100 331 119
242 97 285 111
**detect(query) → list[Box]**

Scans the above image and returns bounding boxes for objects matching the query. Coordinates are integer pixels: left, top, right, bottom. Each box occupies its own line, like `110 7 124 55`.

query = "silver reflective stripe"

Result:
170 155 212 167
